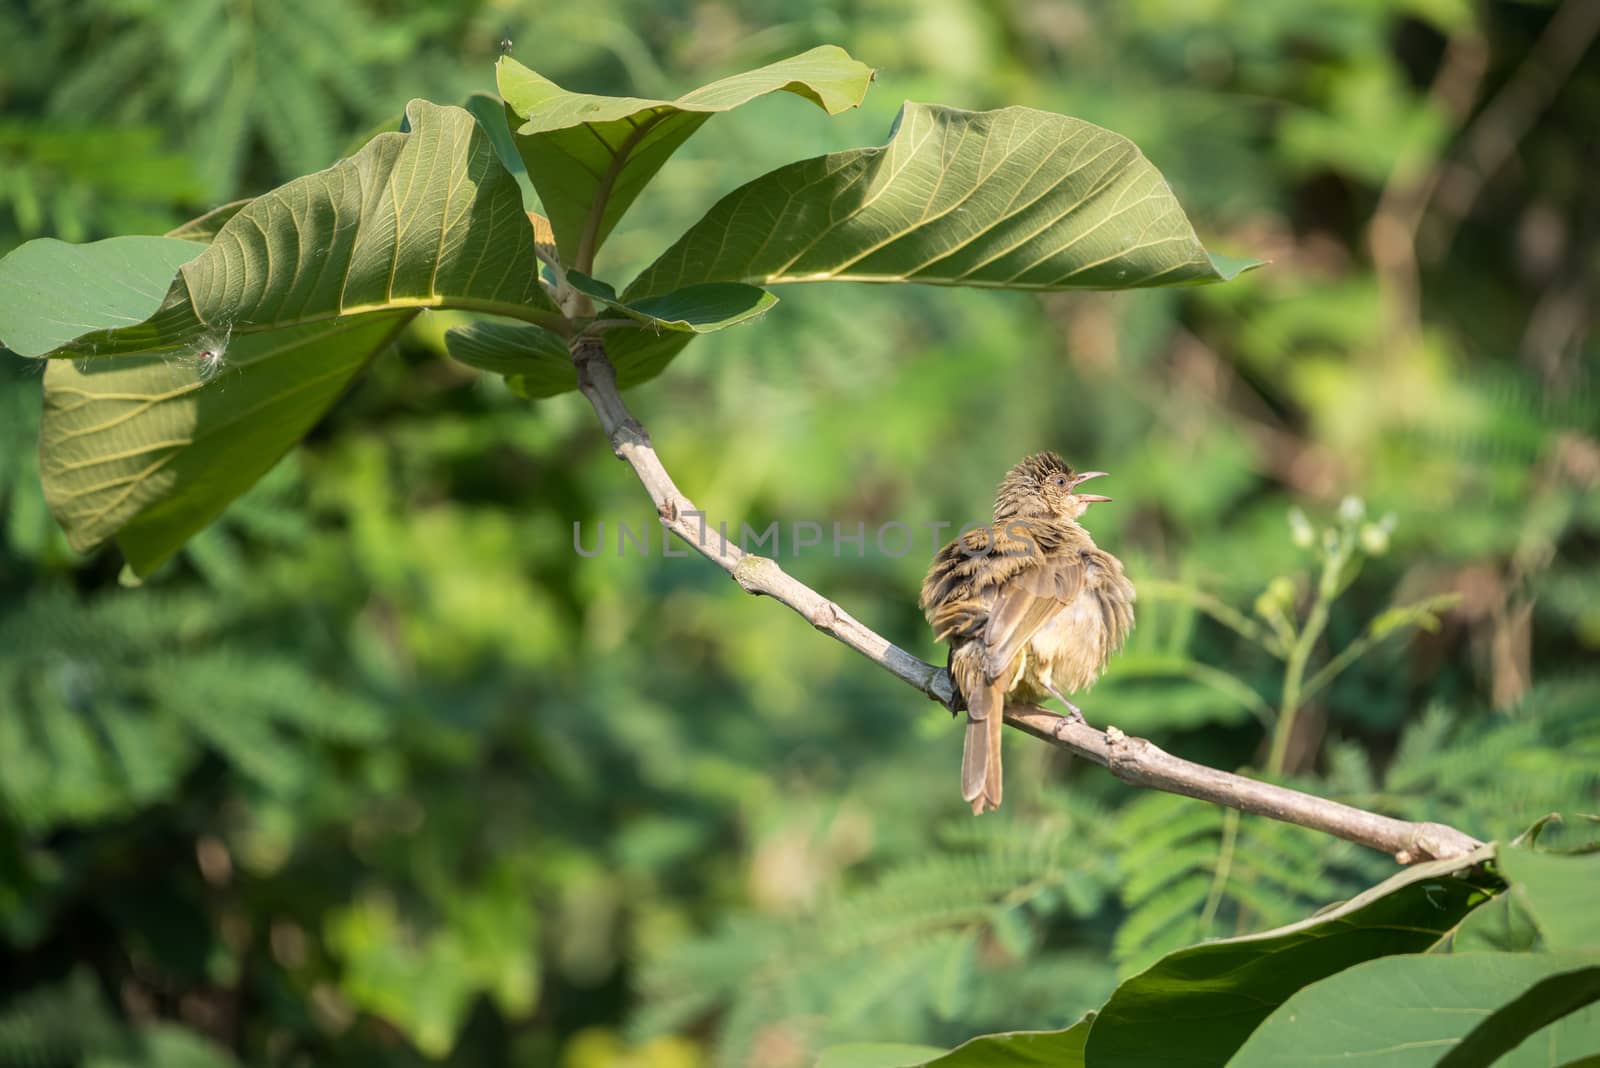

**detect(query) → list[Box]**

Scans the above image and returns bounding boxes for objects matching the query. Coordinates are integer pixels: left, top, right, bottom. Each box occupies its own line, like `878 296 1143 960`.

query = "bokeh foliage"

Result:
1 2 1596 1067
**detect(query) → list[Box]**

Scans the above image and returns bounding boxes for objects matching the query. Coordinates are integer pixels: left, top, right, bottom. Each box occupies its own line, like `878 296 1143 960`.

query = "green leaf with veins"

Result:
496 45 874 267
626 102 1258 300
0 99 560 572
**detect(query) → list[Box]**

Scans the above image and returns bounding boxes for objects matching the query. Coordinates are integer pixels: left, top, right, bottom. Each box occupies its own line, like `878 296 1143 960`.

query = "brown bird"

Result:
920 452 1135 814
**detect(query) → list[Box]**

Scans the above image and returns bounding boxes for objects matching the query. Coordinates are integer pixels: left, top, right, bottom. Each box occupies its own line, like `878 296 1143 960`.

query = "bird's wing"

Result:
981 548 1086 681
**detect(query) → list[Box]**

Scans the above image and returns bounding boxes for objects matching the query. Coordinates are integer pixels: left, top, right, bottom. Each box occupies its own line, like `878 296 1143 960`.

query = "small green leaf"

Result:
0 236 204 357
444 319 571 379
444 320 692 399
497 45 874 266
567 271 777 332
626 102 1258 300
1369 593 1460 638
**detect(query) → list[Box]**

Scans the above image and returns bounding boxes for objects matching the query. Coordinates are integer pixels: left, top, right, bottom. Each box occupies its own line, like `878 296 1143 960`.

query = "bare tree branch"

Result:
569 334 1484 865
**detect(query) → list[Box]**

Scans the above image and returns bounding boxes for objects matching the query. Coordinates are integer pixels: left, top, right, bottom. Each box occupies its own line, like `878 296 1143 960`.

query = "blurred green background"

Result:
1 1 1597 1066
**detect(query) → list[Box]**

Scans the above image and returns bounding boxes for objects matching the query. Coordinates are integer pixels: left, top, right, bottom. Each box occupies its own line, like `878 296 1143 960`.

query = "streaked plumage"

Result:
920 452 1135 813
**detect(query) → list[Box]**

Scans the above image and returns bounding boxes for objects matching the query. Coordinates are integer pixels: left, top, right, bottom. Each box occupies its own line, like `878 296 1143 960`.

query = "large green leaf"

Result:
1230 953 1600 1067
1083 847 1496 1067
626 102 1257 300
41 315 409 573
497 45 874 266
3 99 561 571
0 236 204 357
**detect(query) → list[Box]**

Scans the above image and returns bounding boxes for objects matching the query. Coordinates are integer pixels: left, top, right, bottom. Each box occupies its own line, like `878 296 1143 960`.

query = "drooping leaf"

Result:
1231 953 1600 1068
444 319 571 380
567 271 777 332
497 45 874 265
3 99 562 570
0 236 204 357
625 102 1258 300
1084 846 1496 1067
42 315 410 573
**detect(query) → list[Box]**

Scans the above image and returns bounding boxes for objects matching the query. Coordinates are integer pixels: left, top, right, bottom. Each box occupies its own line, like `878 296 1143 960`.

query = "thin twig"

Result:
568 334 1484 865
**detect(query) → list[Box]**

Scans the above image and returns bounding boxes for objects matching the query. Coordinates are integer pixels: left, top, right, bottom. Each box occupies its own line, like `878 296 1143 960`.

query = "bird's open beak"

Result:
1072 470 1111 503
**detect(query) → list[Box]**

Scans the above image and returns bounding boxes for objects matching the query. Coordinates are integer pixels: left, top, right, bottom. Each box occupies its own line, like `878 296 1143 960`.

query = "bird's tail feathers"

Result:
961 677 1004 814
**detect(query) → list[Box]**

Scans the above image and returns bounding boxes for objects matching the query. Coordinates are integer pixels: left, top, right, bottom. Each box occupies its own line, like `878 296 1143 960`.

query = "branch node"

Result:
613 418 651 452
732 555 773 596
808 600 840 632
658 498 679 524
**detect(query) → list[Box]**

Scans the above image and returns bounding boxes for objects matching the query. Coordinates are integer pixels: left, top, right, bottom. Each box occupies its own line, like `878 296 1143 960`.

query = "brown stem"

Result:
570 335 956 710
568 334 1484 865
1007 707 1480 864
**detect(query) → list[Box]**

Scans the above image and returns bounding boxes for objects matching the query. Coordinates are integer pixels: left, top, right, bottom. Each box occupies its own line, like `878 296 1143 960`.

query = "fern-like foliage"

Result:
1365 676 1600 848
632 803 1119 1067
1113 677 1600 973
1110 789 1380 972
0 587 388 832
27 0 409 201
0 120 204 246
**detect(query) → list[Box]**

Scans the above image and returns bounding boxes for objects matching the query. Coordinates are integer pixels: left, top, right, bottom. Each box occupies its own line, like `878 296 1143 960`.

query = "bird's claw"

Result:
1043 684 1086 724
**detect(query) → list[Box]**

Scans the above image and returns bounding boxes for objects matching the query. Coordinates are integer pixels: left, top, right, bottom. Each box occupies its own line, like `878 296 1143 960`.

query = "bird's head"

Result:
993 451 1111 522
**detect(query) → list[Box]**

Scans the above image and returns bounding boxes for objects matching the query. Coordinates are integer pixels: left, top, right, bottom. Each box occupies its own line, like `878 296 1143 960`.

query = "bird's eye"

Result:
1054 476 1067 487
